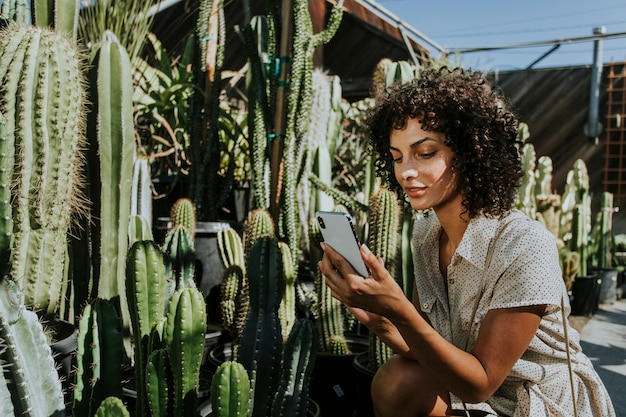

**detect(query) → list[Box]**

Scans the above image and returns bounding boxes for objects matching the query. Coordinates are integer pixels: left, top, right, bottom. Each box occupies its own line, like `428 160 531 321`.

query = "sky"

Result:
373 0 626 72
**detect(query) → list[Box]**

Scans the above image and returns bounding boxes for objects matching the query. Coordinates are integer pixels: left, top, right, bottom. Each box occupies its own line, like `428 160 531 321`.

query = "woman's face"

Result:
389 117 461 213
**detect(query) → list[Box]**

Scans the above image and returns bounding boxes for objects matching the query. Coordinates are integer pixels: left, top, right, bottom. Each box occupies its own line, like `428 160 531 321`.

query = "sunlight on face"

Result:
389 118 460 213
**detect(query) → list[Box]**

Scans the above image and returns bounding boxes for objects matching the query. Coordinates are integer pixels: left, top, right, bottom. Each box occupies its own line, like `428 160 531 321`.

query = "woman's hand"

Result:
318 242 409 326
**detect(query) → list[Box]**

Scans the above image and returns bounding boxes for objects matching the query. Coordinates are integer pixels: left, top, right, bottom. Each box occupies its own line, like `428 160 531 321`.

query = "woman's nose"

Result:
399 163 418 181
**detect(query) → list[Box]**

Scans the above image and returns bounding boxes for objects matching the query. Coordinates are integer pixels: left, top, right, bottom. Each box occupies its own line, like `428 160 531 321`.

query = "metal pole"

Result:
584 26 605 143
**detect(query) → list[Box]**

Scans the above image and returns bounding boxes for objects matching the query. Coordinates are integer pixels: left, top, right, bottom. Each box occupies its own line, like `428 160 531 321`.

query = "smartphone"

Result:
316 211 369 277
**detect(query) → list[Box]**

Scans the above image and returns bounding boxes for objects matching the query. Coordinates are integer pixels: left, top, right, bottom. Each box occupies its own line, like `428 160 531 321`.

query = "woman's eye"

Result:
418 152 435 159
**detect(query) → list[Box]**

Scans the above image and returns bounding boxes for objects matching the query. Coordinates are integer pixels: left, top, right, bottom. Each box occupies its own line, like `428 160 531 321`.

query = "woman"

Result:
319 67 614 417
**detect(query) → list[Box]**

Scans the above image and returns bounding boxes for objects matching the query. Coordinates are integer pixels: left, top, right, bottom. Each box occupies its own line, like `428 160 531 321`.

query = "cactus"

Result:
128 214 154 247
516 142 537 219
72 299 124 417
278 241 297 341
0 22 86 315
217 226 247 338
94 396 130 417
237 236 285 417
0 112 12 277
270 318 317 417
165 287 207 417
146 348 173 417
0 0 30 24
0 276 65 417
170 198 197 236
131 158 153 227
562 159 591 276
560 247 579 291
591 192 615 268
125 240 168 417
534 155 561 239
242 209 275 255
162 225 196 290
366 187 401 370
83 31 135 343
211 361 252 417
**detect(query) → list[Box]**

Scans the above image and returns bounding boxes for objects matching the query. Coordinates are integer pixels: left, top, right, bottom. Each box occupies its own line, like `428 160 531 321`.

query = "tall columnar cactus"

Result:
592 191 615 268
562 159 591 276
170 198 197 236
0 22 86 315
0 112 11 277
516 142 537 219
0 276 65 417
367 187 401 370
165 287 207 417
72 299 124 417
270 318 317 417
125 240 168 417
82 29 135 303
211 361 252 417
162 225 196 290
237 236 285 417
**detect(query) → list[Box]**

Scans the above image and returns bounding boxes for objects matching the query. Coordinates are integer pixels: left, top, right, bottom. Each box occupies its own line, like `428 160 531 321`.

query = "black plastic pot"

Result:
592 267 618 305
352 352 376 417
309 335 368 417
571 274 601 317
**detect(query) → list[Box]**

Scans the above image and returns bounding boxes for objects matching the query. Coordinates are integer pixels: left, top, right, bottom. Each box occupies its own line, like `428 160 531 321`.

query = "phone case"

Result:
316 211 369 277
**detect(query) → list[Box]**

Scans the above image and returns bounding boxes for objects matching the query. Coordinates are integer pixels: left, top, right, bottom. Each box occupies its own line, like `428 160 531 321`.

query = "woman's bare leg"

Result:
371 355 452 417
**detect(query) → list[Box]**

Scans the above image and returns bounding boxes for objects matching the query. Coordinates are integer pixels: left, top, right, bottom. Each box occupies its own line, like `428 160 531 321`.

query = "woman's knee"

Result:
371 355 451 417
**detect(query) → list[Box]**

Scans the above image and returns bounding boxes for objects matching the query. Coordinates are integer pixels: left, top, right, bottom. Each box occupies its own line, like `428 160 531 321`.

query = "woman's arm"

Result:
320 242 545 403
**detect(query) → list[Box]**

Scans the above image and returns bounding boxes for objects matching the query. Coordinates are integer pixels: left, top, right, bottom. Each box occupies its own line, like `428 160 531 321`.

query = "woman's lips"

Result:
405 186 426 198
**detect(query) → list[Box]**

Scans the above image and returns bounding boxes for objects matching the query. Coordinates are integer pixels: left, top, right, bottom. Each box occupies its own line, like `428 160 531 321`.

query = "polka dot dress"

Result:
412 210 615 416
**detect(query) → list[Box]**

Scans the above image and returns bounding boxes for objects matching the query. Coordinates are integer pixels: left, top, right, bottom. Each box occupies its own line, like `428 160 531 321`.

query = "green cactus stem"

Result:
131 158 153 227
0 0 31 24
94 396 130 417
278 241 296 342
211 361 252 417
237 236 285 417
85 31 135 328
162 225 196 290
0 112 12 277
126 240 168 417
270 318 317 417
128 214 154 247
165 287 207 417
0 22 86 315
146 348 173 417
72 299 123 417
0 276 65 417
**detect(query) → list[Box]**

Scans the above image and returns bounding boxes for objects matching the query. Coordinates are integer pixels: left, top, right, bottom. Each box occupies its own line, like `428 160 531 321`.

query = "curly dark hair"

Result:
366 66 523 218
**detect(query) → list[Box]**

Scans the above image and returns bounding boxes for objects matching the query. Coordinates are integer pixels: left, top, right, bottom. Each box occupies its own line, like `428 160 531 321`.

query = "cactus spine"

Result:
0 276 65 417
0 112 12 276
125 240 168 417
72 299 124 417
211 361 252 417
237 236 285 417
0 22 86 315
165 287 207 417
